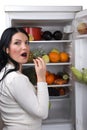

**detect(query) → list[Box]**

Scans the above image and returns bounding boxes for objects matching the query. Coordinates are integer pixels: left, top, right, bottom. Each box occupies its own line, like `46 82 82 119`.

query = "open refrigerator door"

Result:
72 9 87 130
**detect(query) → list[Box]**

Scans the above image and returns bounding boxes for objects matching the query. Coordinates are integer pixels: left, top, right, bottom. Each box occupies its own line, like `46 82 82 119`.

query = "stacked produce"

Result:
22 67 69 86
71 66 87 84
27 48 69 63
48 87 69 96
46 70 69 85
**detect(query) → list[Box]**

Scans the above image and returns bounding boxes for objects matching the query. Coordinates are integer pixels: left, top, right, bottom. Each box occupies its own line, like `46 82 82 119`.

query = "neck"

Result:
19 64 22 72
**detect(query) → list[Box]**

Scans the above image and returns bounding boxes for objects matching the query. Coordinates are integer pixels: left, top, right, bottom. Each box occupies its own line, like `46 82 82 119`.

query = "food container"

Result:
63 25 73 33
63 25 73 40
24 27 42 41
77 22 87 34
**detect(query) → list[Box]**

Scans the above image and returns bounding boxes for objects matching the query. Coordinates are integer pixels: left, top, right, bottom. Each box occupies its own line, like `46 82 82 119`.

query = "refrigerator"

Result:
0 5 87 130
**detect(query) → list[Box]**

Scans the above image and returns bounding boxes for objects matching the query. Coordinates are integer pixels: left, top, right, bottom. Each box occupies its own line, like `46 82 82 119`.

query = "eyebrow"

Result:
14 39 28 42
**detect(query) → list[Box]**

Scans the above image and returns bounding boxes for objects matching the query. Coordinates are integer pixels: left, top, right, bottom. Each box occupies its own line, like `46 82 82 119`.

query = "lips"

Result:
21 52 27 57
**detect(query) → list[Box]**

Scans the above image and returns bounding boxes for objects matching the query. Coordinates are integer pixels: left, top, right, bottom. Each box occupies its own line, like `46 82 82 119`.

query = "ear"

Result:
6 48 9 54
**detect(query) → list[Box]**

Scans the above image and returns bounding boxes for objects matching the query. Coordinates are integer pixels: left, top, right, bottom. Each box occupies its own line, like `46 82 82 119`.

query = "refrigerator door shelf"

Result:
74 9 87 37
75 9 87 18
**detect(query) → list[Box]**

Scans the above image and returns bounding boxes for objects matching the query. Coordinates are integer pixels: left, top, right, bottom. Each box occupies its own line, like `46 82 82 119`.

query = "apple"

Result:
51 48 59 54
42 54 50 63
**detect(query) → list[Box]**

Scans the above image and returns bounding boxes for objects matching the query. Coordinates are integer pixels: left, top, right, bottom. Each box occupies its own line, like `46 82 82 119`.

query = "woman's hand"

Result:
33 57 46 82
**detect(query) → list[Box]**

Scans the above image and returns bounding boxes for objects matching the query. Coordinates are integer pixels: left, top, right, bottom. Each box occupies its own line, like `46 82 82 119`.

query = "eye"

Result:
14 41 21 45
25 41 30 45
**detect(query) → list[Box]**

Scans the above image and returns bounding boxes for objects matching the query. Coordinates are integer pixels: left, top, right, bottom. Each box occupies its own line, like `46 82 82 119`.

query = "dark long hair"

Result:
0 27 29 81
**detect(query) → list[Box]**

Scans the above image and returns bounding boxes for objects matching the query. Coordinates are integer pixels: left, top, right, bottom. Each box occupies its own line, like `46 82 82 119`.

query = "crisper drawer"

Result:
43 98 72 124
42 123 72 130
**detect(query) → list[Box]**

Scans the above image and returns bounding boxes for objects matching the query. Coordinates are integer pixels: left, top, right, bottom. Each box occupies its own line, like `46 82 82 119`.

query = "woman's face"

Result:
6 32 30 64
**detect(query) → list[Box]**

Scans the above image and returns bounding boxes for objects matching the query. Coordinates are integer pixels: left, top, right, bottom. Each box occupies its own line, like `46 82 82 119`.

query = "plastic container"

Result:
24 27 42 41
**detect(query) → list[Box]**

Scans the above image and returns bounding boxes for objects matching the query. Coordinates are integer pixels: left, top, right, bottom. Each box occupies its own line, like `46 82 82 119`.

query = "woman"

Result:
0 27 49 130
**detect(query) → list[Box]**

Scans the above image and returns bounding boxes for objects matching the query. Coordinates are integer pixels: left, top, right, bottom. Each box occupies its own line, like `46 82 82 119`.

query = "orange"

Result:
46 71 50 77
59 52 69 62
59 88 65 95
46 74 55 85
49 52 60 63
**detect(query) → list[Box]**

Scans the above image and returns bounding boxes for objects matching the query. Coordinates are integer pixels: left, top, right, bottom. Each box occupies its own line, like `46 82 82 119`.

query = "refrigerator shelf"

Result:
23 62 72 66
48 84 71 87
43 118 72 124
29 40 72 43
49 96 71 101
49 93 70 100
46 62 71 65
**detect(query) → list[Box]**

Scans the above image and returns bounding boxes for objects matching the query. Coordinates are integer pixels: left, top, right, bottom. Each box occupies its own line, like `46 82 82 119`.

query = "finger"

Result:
33 57 46 72
33 58 42 69
37 57 46 68
33 59 39 68
33 57 42 67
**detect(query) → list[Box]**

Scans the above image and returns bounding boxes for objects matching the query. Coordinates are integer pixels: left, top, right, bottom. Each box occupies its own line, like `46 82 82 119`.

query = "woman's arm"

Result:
8 75 49 119
7 57 49 119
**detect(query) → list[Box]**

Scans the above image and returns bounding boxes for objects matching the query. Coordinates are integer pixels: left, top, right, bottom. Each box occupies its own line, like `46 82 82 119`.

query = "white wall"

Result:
0 0 87 36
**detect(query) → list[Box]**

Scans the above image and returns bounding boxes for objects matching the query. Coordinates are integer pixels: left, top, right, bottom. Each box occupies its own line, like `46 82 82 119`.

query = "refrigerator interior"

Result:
13 19 74 126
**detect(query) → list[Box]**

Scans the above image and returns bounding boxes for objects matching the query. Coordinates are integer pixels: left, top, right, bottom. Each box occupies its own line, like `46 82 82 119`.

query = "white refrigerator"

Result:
0 5 87 130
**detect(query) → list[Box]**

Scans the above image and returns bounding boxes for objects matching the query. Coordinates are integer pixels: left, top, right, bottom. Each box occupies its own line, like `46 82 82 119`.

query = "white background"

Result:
0 0 87 36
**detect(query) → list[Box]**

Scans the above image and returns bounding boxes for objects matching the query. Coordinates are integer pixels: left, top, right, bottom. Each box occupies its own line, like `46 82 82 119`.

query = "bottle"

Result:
53 31 63 40
42 31 52 40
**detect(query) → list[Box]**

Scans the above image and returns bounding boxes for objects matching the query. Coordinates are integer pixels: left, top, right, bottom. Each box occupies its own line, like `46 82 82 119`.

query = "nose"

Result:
22 42 27 49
